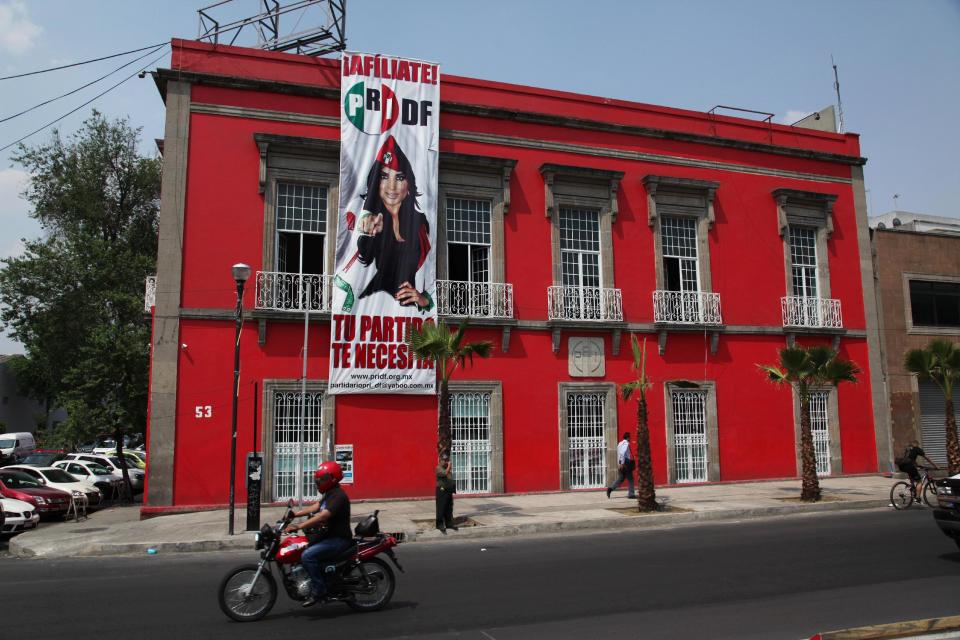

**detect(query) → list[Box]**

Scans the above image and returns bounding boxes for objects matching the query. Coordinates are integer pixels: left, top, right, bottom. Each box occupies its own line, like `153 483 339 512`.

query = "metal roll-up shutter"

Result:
919 381 960 465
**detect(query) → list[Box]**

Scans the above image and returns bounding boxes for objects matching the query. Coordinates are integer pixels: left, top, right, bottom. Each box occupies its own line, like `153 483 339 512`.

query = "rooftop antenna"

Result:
831 54 845 133
893 193 901 211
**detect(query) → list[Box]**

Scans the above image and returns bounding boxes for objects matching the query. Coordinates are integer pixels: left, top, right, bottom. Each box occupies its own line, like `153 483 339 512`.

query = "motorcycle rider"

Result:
283 461 353 607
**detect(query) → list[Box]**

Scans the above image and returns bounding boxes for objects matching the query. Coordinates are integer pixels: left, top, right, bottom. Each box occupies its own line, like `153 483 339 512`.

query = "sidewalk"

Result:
9 475 899 558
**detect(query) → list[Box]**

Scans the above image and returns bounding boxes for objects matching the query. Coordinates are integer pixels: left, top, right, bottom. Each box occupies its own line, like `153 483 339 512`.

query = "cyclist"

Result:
897 439 939 497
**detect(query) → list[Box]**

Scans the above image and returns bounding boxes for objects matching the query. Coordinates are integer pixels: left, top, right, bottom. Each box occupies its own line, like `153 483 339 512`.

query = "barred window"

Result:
272 391 324 502
450 392 492 494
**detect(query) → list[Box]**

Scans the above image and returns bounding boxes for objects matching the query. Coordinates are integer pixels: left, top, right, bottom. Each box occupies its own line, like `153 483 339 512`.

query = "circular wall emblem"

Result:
344 81 399 134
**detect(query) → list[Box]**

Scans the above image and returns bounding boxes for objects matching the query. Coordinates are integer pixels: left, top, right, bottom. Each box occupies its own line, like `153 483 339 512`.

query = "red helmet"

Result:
314 461 343 493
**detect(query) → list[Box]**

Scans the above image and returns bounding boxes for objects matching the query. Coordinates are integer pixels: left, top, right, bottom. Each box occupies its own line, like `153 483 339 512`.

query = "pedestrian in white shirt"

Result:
606 432 636 499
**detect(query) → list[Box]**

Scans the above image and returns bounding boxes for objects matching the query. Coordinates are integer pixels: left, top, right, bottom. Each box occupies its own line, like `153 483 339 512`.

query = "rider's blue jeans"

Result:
301 537 352 598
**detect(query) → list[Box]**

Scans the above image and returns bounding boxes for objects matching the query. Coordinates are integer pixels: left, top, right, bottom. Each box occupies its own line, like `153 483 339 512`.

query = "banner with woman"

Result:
329 52 440 394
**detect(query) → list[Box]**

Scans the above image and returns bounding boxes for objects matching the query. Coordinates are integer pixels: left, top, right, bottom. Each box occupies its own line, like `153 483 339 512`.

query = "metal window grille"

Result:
450 392 492 494
272 391 324 502
567 392 606 488
662 215 699 293
560 208 602 319
446 198 491 245
672 390 708 483
789 226 818 299
809 391 831 476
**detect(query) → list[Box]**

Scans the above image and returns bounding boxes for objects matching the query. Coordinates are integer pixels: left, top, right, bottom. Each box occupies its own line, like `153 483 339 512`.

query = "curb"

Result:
811 615 960 639
9 498 891 558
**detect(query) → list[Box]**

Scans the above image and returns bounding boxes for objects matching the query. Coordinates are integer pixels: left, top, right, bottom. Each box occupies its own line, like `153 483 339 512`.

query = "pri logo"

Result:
344 81 399 134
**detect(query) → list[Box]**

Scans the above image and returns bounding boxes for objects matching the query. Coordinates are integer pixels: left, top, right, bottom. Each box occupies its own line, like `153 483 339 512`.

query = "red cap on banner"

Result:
376 136 400 170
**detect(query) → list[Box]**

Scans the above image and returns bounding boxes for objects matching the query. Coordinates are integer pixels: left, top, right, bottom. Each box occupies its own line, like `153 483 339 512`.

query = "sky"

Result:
0 0 958 355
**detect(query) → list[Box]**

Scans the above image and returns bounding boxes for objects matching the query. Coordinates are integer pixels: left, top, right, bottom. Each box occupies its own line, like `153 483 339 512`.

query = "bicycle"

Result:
890 465 940 510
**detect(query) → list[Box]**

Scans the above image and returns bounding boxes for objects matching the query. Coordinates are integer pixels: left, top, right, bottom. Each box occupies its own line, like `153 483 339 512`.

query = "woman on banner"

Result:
340 135 433 312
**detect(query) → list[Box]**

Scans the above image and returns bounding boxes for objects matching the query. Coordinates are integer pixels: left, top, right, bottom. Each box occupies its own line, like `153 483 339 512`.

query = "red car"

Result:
0 469 72 517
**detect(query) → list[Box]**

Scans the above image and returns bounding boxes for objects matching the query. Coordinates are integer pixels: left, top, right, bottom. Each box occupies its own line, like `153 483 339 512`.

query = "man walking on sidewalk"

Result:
607 432 636 499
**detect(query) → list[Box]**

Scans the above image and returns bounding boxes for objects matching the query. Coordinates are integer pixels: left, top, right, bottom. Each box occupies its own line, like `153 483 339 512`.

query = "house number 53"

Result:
195 405 213 418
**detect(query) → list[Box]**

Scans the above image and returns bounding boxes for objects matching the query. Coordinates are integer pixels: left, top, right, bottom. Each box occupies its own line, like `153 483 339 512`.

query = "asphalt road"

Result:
1 508 958 639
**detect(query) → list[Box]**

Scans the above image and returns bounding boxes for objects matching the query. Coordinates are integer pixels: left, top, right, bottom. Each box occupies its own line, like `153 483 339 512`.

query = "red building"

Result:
144 39 890 510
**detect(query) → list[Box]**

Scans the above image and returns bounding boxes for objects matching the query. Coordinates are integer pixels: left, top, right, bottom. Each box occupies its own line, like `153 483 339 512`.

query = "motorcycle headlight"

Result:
254 532 263 550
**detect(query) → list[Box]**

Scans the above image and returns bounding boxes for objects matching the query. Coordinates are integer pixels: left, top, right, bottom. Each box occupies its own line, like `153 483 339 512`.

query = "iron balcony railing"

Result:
436 280 513 319
255 271 332 312
653 290 722 325
547 286 623 322
781 296 843 329
144 275 157 312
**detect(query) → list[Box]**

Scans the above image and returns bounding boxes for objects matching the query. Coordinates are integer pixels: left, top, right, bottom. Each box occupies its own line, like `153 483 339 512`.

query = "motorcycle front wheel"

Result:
345 558 395 612
218 564 278 622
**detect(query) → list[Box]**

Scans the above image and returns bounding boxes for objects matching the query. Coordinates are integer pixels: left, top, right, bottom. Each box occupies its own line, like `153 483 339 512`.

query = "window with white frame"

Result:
272 391 324 502
809 391 831 476
566 391 607 488
560 208 602 319
789 226 818 299
671 390 708 483
446 198 491 284
661 215 700 293
450 391 492 494
276 182 327 277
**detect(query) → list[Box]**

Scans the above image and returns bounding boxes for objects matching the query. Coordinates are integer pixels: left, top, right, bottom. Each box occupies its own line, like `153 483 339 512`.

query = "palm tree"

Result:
620 335 658 511
905 340 960 475
407 319 493 459
759 346 859 502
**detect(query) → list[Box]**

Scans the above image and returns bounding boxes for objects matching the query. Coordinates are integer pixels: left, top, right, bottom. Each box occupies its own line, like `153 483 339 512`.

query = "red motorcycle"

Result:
218 506 404 622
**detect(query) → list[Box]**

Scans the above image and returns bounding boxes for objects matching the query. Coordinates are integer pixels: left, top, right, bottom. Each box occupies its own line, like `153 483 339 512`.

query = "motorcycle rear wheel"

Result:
218 564 278 622
345 558 395 612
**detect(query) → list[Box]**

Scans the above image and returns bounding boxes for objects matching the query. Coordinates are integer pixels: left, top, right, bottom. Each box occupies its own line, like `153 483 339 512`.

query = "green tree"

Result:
759 346 859 502
905 339 960 475
406 319 492 459
620 335 658 511
0 111 160 483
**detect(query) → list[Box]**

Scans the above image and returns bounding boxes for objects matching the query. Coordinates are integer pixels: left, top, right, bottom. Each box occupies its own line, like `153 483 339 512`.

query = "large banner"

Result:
329 52 440 394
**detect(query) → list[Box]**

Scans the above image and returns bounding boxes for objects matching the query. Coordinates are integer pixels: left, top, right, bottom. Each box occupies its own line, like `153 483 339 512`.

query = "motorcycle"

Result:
218 504 404 622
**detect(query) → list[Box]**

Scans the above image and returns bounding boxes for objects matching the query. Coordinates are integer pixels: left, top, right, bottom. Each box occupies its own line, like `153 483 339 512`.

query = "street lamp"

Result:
228 263 251 535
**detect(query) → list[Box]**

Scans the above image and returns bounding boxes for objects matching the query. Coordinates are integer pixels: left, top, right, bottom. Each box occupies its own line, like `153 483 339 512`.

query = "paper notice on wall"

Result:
335 444 354 484
329 52 440 395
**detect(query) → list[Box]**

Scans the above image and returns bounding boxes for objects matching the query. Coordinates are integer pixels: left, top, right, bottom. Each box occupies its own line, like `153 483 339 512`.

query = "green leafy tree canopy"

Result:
0 111 161 447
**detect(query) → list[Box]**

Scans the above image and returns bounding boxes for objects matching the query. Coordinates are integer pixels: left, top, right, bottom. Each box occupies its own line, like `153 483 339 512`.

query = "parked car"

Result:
4 465 102 507
0 432 36 463
1 496 39 537
53 461 123 498
934 473 960 551
120 451 146 470
20 449 69 467
65 454 144 493
0 469 71 517
90 434 143 455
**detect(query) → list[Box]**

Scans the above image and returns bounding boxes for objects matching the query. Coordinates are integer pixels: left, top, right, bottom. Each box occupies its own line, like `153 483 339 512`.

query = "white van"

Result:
0 432 37 463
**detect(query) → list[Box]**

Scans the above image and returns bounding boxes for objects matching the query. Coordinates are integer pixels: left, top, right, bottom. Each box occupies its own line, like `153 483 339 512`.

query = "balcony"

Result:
547 286 623 322
144 275 156 312
436 280 513 319
781 296 842 329
255 271 332 312
653 290 722 325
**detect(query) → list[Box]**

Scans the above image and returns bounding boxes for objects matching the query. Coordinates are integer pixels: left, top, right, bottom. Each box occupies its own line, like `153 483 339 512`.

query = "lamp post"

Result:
228 263 251 535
